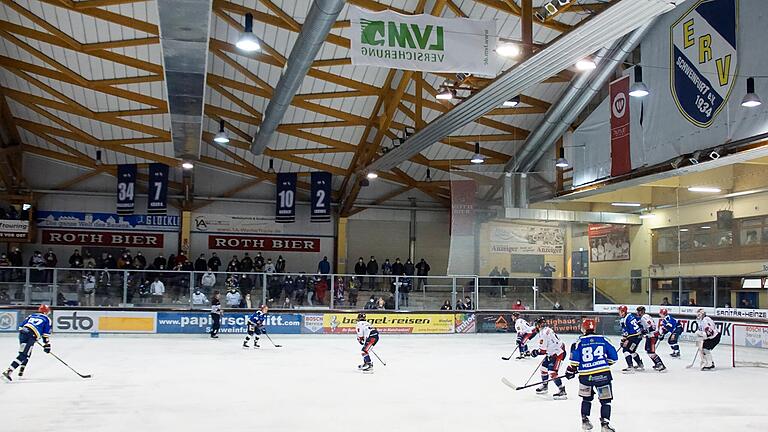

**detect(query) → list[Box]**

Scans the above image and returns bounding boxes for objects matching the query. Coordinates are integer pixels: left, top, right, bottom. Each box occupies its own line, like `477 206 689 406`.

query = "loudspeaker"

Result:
717 210 733 229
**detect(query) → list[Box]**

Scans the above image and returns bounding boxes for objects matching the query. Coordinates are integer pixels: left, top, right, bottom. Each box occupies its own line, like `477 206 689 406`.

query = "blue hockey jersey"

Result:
569 335 618 375
20 313 52 340
620 314 642 337
660 315 682 334
247 310 267 326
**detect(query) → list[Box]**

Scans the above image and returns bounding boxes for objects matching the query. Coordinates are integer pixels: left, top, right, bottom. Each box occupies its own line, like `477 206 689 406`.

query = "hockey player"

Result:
243 305 268 349
512 312 537 359
618 305 644 372
530 317 567 400
356 313 379 372
210 291 222 339
3 304 52 382
636 306 666 372
696 308 721 370
566 319 619 432
658 308 683 357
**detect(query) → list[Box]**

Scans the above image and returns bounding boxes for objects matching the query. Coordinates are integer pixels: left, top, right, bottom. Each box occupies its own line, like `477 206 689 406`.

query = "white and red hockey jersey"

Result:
536 326 565 356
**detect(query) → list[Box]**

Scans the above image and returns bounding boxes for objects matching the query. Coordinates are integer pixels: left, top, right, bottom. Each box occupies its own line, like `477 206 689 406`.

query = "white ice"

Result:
1 334 766 432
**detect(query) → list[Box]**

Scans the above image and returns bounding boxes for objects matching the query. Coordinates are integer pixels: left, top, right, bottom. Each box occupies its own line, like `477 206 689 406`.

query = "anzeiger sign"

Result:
42 229 164 248
208 234 320 252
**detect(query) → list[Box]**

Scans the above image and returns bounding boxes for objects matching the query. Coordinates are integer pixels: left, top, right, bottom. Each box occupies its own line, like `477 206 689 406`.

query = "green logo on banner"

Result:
359 18 446 63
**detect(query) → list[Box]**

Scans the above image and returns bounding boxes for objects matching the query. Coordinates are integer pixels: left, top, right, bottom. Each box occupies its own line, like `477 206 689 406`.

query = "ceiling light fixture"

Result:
366 172 378 180
639 213 656 219
503 96 521 107
742 77 762 108
470 142 485 164
496 42 521 58
95 149 102 166
436 86 455 100
182 162 194 170
425 168 432 183
267 159 275 174
611 202 642 207
700 226 711 229
555 147 569 168
575 57 597 71
629 65 650 98
236 13 261 52
214 119 230 144
687 186 722 193
679 228 689 232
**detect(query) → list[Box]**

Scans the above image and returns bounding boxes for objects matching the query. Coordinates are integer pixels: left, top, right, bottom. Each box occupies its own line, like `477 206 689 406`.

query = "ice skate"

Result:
600 419 616 432
2 369 11 382
620 367 634 374
582 416 593 431
17 366 25 377
552 387 567 400
653 364 666 372
242 341 249 349
253 341 260 349
670 351 680 358
361 363 374 373
535 384 548 394
633 363 644 371
702 364 715 371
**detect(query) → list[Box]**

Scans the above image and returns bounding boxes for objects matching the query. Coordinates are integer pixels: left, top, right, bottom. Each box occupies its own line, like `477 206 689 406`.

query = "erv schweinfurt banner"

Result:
349 7 496 76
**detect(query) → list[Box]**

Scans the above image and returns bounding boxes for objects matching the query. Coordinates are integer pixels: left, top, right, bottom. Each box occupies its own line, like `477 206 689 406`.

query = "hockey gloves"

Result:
43 343 51 354
565 365 577 380
530 349 540 358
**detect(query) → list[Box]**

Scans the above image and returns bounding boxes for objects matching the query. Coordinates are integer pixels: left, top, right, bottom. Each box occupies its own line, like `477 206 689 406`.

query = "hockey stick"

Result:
501 376 565 391
501 345 519 361
264 333 282 348
35 341 92 379
686 340 703 369
370 348 387 366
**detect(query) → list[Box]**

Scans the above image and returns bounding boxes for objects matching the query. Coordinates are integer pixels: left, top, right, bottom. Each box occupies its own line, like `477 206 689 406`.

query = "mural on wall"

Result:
588 224 631 262
489 224 564 255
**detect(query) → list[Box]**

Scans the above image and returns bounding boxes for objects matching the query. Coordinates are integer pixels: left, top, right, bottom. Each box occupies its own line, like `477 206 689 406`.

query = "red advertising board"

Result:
609 75 631 176
42 230 164 248
208 235 321 252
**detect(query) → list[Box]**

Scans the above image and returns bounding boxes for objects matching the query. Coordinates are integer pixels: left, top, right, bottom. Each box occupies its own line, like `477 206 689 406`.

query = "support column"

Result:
179 210 192 255
503 172 515 208
408 197 417 260
336 217 348 274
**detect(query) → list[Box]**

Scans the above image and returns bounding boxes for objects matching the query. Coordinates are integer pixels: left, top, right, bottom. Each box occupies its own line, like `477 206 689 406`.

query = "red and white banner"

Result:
42 230 164 248
609 75 631 176
208 235 321 252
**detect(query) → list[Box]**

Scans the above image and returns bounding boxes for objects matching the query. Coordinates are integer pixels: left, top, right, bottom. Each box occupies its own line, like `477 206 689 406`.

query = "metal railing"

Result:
0 266 755 311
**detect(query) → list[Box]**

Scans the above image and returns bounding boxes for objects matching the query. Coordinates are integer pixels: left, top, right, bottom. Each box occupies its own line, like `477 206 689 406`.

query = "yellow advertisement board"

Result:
322 313 454 334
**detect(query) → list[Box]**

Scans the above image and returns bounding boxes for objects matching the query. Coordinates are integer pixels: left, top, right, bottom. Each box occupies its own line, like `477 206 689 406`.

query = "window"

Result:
657 229 679 253
740 218 763 246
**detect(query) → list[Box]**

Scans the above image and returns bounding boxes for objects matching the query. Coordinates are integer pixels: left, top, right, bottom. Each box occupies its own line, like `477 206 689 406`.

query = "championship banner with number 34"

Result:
275 173 297 224
116 164 136 215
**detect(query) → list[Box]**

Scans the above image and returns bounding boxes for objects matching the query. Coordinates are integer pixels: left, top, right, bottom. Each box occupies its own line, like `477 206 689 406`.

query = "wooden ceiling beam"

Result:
52 167 107 190
347 185 414 216
39 0 160 34
191 177 264 211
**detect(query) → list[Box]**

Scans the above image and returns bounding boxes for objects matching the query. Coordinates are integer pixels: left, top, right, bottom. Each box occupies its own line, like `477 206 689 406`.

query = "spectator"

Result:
254 252 265 272
376 297 385 309
150 277 165 303
181 259 193 272
456 299 466 310
392 258 404 276
313 275 327 305
9 247 22 282
334 276 345 306
153 254 167 270
134 251 147 269
264 258 275 274
82 272 96 306
688 298 697 306
317 256 330 275
294 273 307 306
381 258 392 288
267 275 281 304
276 255 286 273
384 294 396 310
192 287 208 306
137 279 150 304
511 299 526 310
239 274 253 298
241 253 254 273
415 258 430 291
463 295 473 310
366 256 379 291
661 297 671 306
364 295 377 310
118 252 132 269
44 248 58 267
29 251 45 283
739 298 753 309
348 277 360 307
354 257 366 277
404 258 415 277
227 256 240 273
540 263 556 292
68 250 83 268
207 252 221 272
282 275 295 307
440 300 452 310
552 301 564 310
82 251 95 269
489 266 501 290
201 269 216 289
225 286 242 308
175 252 188 266
194 254 207 272
0 253 9 282
165 254 176 271
500 267 510 289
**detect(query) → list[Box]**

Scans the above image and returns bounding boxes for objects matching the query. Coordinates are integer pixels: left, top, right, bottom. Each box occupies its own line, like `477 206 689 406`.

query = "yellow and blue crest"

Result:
670 0 738 128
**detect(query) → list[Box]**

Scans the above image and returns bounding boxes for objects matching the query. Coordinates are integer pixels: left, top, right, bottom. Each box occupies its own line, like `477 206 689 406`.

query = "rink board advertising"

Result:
52 311 157 333
476 313 611 335
322 313 455 334
156 312 302 334
0 310 20 333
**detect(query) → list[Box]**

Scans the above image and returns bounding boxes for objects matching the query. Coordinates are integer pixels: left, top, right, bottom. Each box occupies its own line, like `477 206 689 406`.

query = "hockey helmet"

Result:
260 304 269 312
581 318 596 335
511 311 520 318
38 304 51 314
696 308 706 320
636 306 646 314
535 317 547 327
617 305 628 316
659 308 669 317
357 312 366 321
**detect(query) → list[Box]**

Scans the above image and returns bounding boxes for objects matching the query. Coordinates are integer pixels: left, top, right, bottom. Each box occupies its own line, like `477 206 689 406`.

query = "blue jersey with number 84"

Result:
569 335 618 375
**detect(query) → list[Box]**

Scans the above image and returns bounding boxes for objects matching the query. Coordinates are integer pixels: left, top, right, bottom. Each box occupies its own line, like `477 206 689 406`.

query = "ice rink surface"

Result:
1 333 766 432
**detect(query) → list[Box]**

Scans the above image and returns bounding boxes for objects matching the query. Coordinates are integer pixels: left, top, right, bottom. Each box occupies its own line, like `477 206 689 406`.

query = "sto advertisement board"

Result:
52 310 156 333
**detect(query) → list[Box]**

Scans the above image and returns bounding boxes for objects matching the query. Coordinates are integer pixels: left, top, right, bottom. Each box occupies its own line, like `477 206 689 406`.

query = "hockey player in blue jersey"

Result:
243 305 268 349
566 318 619 432
658 308 683 357
3 304 52 382
618 305 644 372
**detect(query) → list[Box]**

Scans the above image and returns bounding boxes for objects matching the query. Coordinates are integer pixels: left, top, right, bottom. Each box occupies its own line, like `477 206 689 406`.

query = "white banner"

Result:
489 224 564 255
349 7 496 76
192 213 284 234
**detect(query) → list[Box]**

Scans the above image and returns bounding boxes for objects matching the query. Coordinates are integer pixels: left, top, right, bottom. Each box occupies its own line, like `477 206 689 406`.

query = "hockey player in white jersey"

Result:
356 313 379 372
530 317 567 400
696 309 721 370
635 306 666 372
512 312 537 359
